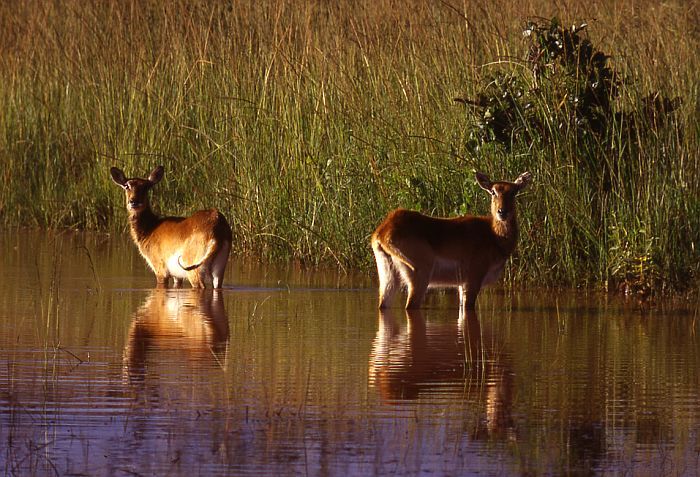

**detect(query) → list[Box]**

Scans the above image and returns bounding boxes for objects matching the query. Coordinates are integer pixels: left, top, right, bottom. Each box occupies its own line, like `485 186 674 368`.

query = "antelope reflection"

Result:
369 308 513 439
123 289 230 386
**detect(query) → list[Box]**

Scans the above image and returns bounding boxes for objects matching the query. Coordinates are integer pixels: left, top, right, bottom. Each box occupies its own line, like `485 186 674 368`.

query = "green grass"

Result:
0 0 697 295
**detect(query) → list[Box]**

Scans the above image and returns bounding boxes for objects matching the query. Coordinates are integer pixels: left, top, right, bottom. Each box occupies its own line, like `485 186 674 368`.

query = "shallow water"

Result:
0 229 698 476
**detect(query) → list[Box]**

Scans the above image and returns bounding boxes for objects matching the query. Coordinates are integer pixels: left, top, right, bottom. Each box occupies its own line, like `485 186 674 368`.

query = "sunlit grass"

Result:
0 0 697 294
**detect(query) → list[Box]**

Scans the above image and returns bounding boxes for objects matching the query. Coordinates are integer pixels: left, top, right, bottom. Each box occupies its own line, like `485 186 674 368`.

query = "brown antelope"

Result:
371 171 532 310
110 165 232 288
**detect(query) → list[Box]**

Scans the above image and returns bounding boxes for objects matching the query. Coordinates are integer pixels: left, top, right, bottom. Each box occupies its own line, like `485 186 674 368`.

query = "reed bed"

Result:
0 0 697 294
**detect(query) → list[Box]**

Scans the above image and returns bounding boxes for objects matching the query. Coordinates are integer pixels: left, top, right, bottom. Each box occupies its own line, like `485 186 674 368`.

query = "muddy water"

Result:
0 229 698 476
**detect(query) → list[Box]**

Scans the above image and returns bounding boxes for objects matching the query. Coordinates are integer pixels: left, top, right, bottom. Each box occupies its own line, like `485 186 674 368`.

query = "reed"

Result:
0 0 697 294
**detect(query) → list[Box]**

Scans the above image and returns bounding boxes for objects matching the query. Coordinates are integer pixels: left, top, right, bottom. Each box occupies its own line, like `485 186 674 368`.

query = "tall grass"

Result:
0 0 697 294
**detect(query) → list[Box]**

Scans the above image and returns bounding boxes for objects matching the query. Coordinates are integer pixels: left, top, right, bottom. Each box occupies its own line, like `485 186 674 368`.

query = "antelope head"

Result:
110 166 164 216
476 171 532 223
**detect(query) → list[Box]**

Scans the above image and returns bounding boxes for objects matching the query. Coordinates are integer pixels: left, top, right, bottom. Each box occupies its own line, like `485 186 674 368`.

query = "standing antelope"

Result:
110 165 232 288
371 171 532 310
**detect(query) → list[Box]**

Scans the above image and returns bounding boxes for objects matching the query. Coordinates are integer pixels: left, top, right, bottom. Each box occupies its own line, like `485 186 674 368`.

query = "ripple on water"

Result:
0 231 699 475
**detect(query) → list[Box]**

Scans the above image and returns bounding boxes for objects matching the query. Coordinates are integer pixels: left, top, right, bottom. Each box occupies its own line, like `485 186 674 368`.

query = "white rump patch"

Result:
167 252 190 279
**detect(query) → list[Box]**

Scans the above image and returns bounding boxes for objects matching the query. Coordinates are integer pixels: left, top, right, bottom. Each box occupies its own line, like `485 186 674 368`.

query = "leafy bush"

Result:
457 17 688 298
459 17 679 153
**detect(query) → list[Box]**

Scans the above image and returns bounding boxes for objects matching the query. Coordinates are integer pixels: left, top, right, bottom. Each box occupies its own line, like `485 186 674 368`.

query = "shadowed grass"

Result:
0 0 697 294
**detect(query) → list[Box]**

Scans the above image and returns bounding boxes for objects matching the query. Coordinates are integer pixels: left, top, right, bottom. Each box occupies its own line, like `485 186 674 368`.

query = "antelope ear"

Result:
475 171 493 192
148 165 164 185
110 167 128 188
514 171 532 190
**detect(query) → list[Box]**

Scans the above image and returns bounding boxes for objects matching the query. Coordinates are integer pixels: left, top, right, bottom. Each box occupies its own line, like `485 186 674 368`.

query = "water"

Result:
0 229 698 476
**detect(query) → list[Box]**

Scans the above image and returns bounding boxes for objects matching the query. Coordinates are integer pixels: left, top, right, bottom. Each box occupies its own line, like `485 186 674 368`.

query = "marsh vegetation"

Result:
0 0 697 295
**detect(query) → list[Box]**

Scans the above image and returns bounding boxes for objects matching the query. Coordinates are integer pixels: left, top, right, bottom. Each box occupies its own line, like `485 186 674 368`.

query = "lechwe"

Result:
371 171 532 310
110 165 232 288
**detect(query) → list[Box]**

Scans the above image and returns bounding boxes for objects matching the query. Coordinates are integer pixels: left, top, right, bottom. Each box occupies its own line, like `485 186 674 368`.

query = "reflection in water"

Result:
123 289 230 390
369 308 513 439
1 229 699 475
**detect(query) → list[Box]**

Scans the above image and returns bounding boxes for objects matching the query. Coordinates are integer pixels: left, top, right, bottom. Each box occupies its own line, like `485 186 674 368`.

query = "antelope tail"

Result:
376 240 416 272
178 239 218 271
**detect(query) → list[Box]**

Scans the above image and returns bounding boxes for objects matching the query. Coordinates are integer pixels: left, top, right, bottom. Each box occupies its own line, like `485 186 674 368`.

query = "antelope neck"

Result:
491 214 519 255
129 208 161 243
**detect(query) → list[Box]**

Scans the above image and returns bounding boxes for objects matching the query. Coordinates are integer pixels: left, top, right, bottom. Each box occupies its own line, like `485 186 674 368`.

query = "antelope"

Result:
371 171 532 310
110 165 232 288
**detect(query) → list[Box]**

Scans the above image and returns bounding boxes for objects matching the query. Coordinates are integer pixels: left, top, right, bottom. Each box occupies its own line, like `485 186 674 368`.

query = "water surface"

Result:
0 229 698 476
